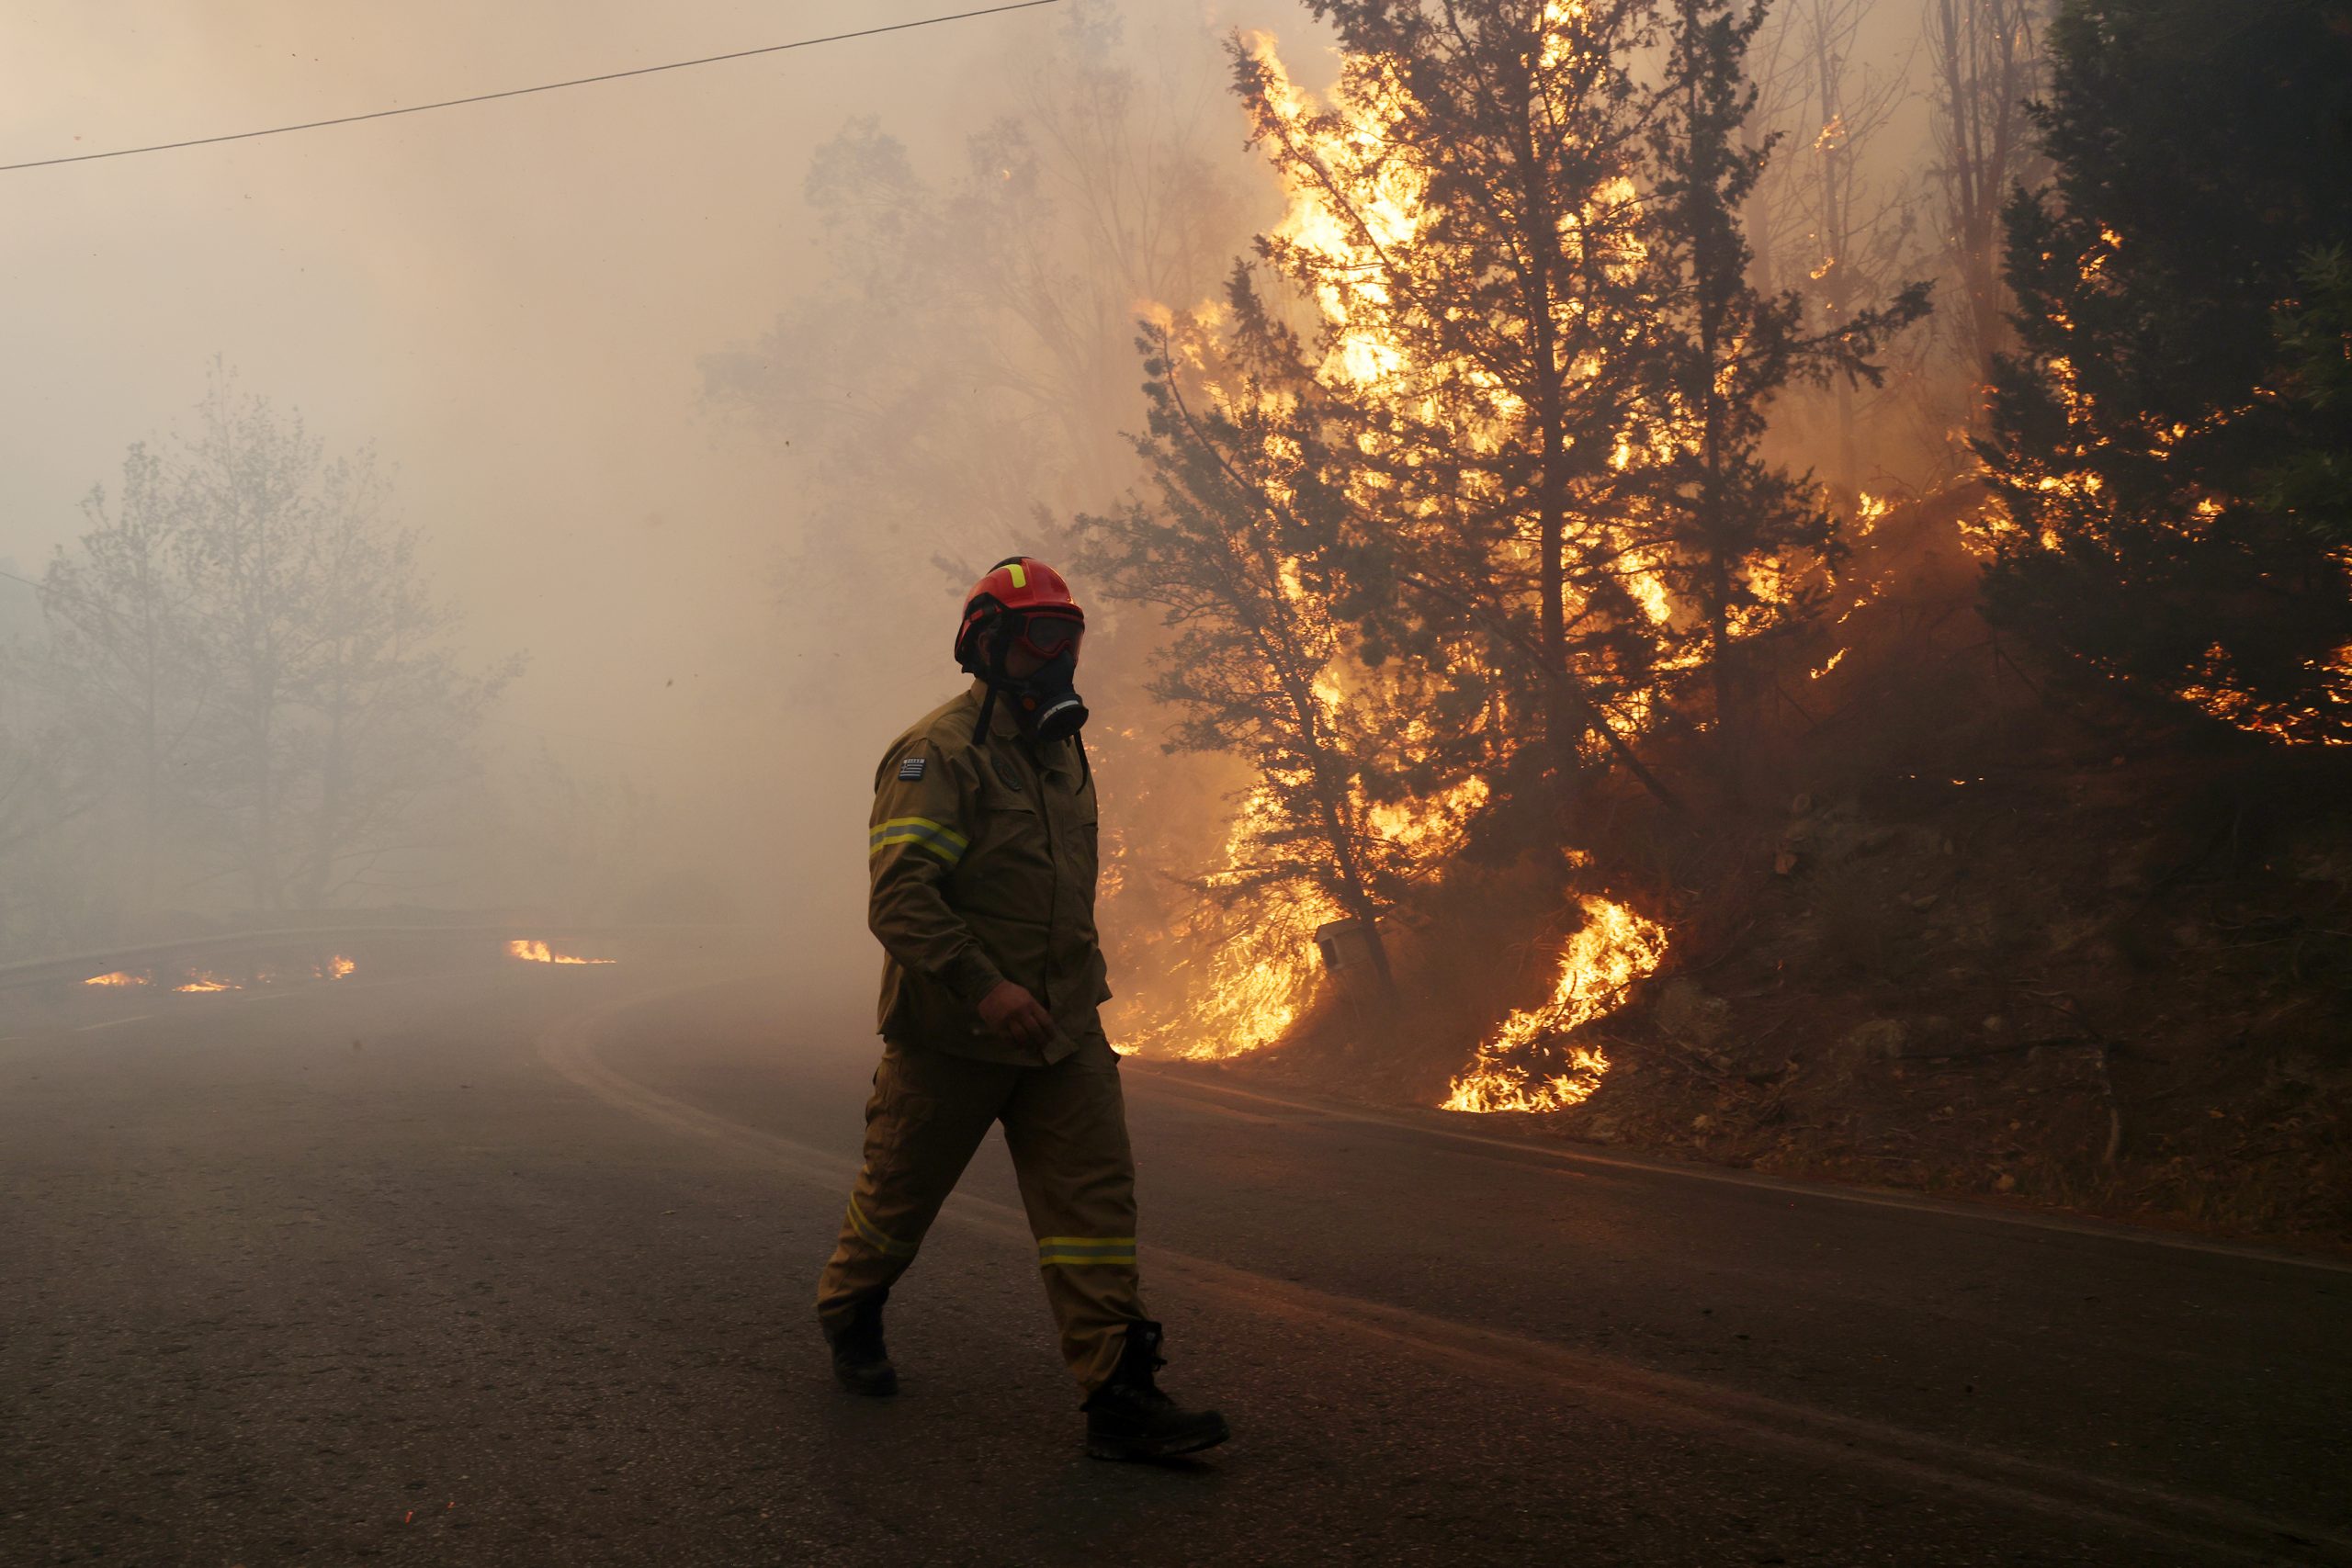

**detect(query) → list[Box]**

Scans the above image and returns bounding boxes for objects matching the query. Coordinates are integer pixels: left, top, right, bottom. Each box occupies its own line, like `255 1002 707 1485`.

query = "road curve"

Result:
3 962 2344 1566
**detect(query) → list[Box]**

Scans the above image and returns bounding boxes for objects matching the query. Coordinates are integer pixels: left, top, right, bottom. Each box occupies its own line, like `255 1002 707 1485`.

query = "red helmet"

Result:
955 556 1085 671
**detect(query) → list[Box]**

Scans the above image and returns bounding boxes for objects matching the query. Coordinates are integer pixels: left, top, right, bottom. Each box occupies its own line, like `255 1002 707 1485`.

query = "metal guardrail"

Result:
0 922 746 990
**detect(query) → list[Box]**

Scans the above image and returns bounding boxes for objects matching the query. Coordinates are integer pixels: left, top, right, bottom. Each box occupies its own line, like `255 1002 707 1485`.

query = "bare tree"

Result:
703 1 1246 558
38 445 212 910
168 371 518 909
1928 0 2047 411
1746 0 1919 504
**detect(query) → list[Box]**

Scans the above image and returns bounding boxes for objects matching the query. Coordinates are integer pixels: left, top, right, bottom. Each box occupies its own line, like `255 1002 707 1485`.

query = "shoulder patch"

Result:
898 756 927 781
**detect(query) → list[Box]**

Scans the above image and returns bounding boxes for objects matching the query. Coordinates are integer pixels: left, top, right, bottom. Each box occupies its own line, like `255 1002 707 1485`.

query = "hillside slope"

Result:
1194 499 2352 1250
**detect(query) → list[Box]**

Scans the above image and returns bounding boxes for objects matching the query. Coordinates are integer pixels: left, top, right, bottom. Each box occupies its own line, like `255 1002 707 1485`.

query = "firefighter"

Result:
815 555 1230 1461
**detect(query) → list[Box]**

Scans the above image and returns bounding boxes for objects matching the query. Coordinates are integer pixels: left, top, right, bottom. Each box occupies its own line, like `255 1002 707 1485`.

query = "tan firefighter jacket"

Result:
866 679 1109 1066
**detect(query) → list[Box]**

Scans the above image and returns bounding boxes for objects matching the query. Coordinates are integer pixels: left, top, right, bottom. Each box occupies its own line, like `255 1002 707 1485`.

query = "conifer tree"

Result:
1081 305 1489 1002
1975 0 2352 743
1227 1 1680 814
1640 0 1927 757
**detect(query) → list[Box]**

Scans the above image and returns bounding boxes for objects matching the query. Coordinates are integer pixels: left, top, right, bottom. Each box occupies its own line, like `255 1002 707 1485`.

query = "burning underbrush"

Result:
79 956 359 994
506 939 616 966
1144 492 2352 1249
1442 897 1669 1113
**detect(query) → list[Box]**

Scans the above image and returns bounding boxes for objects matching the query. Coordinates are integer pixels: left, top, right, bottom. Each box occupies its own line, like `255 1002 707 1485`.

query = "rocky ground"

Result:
1195 502 2352 1254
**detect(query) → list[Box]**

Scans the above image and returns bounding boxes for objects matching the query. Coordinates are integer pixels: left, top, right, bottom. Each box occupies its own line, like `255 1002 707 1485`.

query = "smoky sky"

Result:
0 0 1952 956
3 6 1091 929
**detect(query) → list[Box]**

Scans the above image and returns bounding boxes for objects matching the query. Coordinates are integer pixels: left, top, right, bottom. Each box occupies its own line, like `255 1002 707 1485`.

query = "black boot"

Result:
1082 1320 1229 1461
821 1294 898 1397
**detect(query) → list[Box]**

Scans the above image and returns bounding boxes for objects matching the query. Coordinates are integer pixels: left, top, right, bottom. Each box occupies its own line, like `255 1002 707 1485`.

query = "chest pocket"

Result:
960 761 1051 922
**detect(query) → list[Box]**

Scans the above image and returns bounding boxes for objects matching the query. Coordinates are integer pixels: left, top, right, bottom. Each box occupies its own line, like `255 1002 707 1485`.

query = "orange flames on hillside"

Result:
1963 224 2352 744
1444 897 1668 1113
507 939 616 966
1121 27 1690 1102
82 956 355 993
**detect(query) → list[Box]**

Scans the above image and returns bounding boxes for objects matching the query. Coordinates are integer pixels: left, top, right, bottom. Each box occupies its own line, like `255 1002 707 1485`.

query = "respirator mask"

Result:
971 608 1089 745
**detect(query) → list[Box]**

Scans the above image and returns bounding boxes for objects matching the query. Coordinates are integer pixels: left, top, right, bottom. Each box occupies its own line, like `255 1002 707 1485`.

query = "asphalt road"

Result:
3 957 2346 1566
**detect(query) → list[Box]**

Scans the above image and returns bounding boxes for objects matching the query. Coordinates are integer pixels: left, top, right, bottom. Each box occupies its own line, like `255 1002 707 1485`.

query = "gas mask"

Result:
996 647 1090 743
968 607 1090 745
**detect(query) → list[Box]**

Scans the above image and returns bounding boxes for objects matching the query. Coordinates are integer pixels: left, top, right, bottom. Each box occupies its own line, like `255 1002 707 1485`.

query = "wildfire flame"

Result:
507 939 616 966
1119 24 1681 1067
322 955 356 979
84 971 147 987
1442 896 1668 1113
1963 225 2352 743
175 973 239 994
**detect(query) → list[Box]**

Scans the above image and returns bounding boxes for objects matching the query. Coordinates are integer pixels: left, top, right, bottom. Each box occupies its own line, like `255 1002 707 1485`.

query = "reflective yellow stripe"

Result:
1006 561 1027 590
870 818 968 851
871 832 962 865
868 816 968 865
1035 1235 1136 1268
847 1194 918 1258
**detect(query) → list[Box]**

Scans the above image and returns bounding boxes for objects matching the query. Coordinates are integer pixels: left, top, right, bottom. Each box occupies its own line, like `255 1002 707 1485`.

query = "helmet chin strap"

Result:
972 626 1006 750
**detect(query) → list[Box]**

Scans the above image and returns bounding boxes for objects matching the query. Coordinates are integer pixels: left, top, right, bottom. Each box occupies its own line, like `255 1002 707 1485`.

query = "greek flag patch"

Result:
898 756 927 781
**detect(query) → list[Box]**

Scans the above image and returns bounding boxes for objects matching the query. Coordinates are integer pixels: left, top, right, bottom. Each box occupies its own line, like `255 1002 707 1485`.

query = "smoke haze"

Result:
0 0 2002 990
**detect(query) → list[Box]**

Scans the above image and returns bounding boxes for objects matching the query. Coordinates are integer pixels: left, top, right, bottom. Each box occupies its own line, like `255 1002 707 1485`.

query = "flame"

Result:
84 971 147 987
1966 223 2351 741
1442 896 1667 1112
2177 639 2352 746
1175 885 1342 1060
322 955 356 980
1131 21 1698 1071
175 973 239 994
1131 785 1343 1060
507 939 616 965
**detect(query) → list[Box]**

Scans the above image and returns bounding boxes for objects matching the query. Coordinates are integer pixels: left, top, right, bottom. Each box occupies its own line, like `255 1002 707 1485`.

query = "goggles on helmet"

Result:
1002 607 1084 663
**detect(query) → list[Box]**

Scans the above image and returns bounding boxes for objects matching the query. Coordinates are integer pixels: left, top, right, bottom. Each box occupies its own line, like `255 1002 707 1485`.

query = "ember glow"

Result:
1140 21 1687 1089
174 974 240 994
1131 787 1342 1062
506 940 616 966
1175 883 1342 1062
1442 897 1668 1113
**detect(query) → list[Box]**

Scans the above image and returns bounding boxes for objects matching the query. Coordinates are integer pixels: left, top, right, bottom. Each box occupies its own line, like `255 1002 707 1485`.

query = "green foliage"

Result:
1975 0 2352 744
2260 244 2352 547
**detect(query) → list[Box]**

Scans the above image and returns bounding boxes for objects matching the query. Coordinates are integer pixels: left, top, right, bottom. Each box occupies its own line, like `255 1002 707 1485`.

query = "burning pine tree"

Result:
1974 0 2352 745
1098 0 1924 1087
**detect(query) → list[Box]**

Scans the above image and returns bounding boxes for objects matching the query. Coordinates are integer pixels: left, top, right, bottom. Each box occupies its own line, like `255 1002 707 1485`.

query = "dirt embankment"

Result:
1193 502 2352 1253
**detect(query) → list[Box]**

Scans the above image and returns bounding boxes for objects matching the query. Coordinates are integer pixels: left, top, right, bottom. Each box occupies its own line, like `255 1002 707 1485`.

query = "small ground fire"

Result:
507 940 616 966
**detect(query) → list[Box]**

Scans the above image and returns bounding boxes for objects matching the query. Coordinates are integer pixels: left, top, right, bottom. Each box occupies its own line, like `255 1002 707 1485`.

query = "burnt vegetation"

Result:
1069 0 2352 1245
7 1 2341 1243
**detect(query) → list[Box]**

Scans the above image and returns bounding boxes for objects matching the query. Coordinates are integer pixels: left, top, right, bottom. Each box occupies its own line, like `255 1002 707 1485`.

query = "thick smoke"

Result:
0 0 2013 1006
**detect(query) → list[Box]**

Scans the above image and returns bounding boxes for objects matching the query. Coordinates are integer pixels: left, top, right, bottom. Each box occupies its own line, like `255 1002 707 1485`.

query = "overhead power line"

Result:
0 1 1061 175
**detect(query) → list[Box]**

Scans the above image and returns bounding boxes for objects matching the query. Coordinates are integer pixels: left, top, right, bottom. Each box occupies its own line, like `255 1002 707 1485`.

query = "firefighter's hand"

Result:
978 981 1054 1049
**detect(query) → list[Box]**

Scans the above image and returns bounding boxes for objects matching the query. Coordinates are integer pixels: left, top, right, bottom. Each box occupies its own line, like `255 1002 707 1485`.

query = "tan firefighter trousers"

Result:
814 1035 1147 1393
